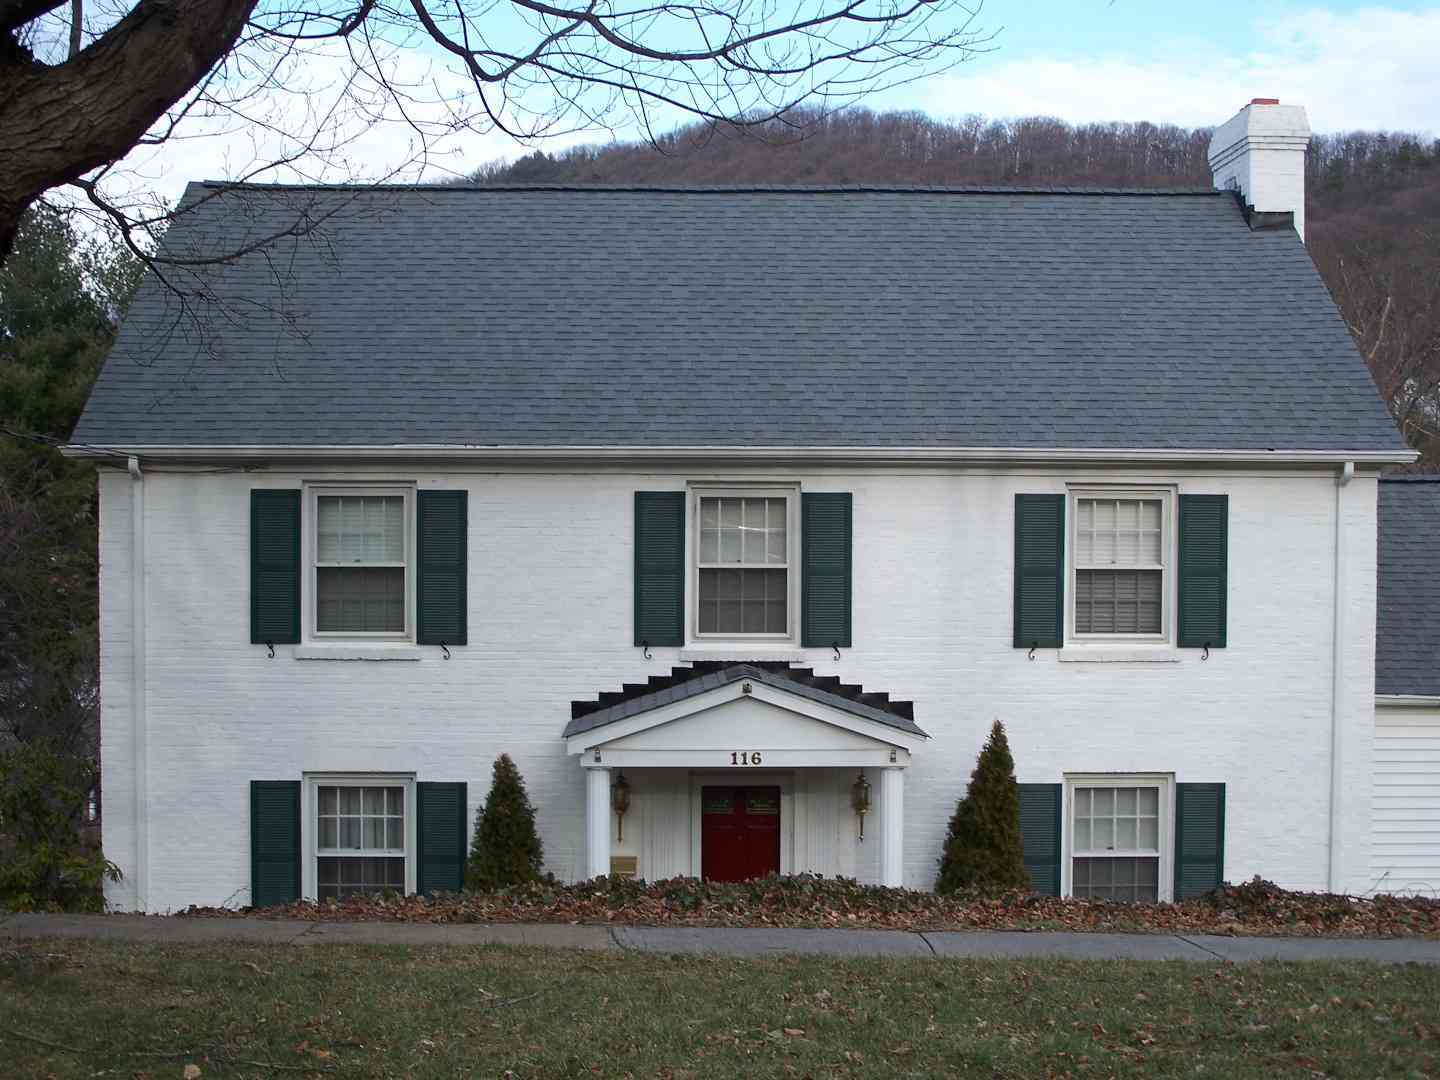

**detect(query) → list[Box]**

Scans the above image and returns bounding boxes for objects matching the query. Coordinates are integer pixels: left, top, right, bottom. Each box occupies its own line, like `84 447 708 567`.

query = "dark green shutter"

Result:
1178 495 1228 648
1014 495 1064 649
250 780 301 907
417 491 468 646
801 492 853 648
634 492 684 647
250 490 301 644
417 782 468 895
1018 783 1062 896
1174 782 1226 899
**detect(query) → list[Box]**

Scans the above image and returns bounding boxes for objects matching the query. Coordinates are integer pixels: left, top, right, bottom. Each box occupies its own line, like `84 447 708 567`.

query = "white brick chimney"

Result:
1207 98 1311 242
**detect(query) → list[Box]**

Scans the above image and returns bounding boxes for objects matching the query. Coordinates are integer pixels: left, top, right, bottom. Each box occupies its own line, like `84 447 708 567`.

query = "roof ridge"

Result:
192 180 1224 197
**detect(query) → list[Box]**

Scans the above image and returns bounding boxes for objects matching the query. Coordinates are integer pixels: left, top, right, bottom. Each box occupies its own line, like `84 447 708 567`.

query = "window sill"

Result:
294 644 423 661
680 647 809 662
1057 646 1180 664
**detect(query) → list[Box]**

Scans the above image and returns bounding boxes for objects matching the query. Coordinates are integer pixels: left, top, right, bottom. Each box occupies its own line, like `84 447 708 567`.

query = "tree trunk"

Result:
0 0 260 260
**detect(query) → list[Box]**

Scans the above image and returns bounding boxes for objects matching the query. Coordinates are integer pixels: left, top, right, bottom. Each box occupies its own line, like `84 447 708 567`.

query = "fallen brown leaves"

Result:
181 874 1440 939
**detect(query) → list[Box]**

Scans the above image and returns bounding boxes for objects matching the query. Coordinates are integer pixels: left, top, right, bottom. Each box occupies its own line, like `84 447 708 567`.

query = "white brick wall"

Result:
98 463 1379 910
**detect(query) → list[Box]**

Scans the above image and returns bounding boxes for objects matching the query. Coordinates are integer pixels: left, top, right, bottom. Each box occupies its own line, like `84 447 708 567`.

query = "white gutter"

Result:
63 445 1419 466
1376 695 1440 708
128 456 148 910
1327 459 1355 893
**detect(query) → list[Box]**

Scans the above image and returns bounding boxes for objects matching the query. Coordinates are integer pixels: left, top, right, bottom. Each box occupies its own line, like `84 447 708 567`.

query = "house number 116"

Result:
730 751 763 766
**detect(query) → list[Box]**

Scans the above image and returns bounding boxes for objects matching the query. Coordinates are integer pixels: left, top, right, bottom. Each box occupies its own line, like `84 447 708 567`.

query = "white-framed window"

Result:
307 485 415 640
690 486 799 641
303 773 416 900
1064 773 1174 903
1069 487 1173 643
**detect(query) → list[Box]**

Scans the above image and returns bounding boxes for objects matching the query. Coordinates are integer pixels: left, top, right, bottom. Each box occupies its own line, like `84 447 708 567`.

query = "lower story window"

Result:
315 783 407 900
1070 783 1164 903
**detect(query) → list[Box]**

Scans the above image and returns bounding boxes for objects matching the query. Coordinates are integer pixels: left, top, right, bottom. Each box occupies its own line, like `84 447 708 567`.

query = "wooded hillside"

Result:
470 110 1440 468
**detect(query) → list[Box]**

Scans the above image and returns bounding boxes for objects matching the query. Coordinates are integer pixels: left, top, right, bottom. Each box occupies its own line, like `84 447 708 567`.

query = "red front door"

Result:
701 786 781 882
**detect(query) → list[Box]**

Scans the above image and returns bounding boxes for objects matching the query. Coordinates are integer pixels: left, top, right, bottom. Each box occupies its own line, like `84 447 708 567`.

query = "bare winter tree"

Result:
0 0 991 262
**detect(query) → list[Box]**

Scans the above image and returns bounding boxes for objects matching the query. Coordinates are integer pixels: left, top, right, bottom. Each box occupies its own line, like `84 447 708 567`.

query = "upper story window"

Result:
693 488 797 640
310 487 413 639
1070 489 1171 641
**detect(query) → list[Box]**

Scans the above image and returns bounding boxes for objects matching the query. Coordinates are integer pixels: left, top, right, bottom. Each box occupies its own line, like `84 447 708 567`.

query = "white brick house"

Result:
70 100 1428 913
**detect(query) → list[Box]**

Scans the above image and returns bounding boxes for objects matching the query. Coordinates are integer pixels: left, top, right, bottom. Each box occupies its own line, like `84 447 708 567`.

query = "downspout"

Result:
1327 460 1354 893
128 456 148 910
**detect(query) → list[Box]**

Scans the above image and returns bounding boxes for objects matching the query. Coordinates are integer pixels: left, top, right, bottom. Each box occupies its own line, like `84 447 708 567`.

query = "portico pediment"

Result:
564 663 927 769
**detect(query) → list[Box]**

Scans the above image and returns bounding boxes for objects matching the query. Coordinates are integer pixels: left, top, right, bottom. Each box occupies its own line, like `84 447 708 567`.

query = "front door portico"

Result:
564 663 928 886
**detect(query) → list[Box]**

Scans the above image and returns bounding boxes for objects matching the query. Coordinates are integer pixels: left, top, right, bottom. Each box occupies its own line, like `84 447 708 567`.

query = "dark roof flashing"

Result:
1227 188 1298 233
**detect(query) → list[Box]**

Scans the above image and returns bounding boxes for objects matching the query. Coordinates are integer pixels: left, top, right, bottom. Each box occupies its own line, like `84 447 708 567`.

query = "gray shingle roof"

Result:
73 182 1405 453
564 662 927 740
1377 475 1440 696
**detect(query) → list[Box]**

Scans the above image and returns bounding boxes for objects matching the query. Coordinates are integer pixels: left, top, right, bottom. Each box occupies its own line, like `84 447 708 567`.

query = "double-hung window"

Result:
307 775 415 900
311 487 411 638
694 489 796 639
1071 490 1170 640
1066 775 1172 903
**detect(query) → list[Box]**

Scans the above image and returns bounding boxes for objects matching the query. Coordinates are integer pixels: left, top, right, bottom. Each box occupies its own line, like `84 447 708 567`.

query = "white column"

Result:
585 767 611 880
879 766 904 888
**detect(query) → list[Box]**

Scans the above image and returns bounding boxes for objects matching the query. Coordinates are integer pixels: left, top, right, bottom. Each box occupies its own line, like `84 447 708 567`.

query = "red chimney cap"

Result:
1249 97 1280 105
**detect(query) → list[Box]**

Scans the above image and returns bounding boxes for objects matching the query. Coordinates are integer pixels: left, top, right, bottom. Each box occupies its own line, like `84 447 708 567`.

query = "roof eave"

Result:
61 444 1420 467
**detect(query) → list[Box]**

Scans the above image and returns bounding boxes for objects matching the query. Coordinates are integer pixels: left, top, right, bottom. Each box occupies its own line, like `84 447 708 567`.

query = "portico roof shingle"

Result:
565 662 927 740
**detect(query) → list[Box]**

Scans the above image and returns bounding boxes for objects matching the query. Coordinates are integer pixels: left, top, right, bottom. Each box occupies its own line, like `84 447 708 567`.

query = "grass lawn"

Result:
2 939 1438 1078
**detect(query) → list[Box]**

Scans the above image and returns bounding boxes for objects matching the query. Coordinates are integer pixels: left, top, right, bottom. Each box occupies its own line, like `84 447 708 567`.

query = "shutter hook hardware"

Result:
832 642 841 662
265 641 275 660
641 640 652 661
1027 642 1037 661
440 642 451 660
1201 643 1210 661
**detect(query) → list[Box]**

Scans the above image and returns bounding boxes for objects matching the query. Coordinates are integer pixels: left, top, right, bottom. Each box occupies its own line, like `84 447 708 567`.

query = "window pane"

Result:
1075 570 1161 635
1116 788 1137 815
319 818 338 848
339 817 361 849
699 568 786 634
319 787 338 815
387 788 403 815
340 788 362 815
317 567 404 633
317 856 404 900
703 496 785 566
365 817 385 849
1092 817 1114 849
363 788 384 814
700 499 718 562
387 818 404 849
1072 819 1090 850
1092 789 1114 816
1074 788 1091 817
718 499 742 562
1073 857 1158 902
1138 817 1159 850
766 499 787 563
317 498 341 562
1115 818 1137 849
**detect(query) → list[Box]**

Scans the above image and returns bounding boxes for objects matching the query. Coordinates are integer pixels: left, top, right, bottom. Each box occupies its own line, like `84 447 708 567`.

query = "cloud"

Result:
921 7 1440 133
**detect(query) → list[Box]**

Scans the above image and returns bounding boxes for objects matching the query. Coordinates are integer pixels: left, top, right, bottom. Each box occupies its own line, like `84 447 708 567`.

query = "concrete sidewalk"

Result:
3 912 1438 964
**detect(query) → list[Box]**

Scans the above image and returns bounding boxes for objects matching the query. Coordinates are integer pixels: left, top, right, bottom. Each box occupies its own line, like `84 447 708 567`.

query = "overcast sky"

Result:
104 1 1440 211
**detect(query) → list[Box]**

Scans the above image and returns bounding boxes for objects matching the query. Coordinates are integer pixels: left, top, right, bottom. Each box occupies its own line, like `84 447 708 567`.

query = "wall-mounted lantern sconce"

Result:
612 772 632 842
850 771 872 841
